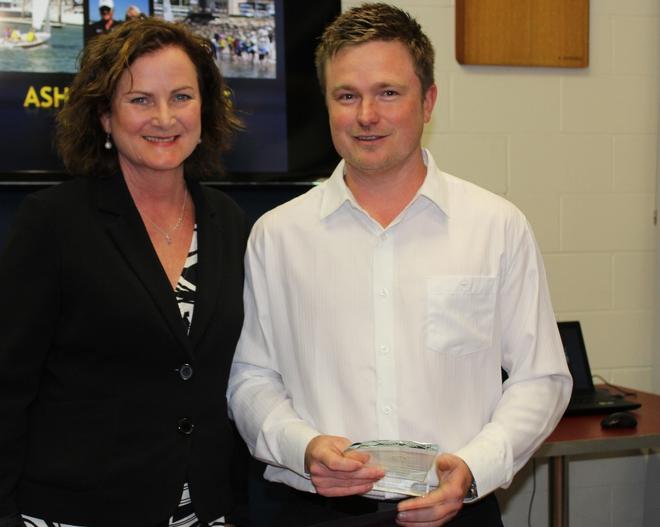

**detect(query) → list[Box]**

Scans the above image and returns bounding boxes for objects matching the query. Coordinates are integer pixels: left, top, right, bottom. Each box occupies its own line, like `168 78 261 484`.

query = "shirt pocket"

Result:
426 275 497 355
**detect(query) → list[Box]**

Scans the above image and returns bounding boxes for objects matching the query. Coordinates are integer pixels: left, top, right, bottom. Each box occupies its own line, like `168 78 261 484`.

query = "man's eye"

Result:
338 93 354 101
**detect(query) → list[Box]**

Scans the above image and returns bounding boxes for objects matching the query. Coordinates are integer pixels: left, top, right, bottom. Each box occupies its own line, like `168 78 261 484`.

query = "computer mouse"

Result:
601 411 637 429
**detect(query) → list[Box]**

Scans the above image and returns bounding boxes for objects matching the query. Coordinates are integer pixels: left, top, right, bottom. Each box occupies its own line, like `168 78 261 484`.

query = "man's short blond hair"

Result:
315 2 435 97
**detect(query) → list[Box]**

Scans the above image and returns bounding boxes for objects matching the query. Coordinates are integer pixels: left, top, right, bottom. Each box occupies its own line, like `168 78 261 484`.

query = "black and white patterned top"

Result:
176 224 198 336
22 226 225 527
170 228 225 527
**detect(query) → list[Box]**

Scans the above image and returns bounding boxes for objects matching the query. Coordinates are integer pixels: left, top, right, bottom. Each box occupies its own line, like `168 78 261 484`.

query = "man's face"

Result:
100 5 112 20
324 40 436 180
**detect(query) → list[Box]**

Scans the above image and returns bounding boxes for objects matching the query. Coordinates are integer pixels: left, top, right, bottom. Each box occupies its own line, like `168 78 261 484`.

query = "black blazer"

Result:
0 174 248 526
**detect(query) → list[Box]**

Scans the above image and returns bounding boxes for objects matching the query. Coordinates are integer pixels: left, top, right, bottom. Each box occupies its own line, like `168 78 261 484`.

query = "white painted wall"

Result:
339 1 659 525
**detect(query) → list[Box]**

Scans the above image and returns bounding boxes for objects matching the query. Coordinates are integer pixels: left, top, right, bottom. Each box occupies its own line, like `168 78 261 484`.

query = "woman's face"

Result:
101 45 202 181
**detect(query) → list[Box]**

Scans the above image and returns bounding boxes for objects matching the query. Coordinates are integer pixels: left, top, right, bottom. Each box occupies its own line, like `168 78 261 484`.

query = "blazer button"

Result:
179 363 194 381
178 417 194 435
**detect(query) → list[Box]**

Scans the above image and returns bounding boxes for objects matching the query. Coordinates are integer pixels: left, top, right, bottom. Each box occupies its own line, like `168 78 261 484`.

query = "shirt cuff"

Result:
452 422 513 499
276 420 321 478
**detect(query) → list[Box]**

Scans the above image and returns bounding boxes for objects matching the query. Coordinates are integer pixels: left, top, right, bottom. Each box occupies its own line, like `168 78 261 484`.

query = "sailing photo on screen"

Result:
0 0 83 73
152 0 277 79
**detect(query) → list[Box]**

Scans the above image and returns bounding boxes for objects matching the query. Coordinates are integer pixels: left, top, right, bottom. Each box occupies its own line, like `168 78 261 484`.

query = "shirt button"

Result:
177 417 194 435
179 363 194 381
379 345 389 355
379 288 389 297
383 406 392 415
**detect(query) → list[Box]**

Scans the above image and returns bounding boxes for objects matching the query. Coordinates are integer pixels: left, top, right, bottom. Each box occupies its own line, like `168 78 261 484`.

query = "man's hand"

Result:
395 453 473 526
305 435 385 497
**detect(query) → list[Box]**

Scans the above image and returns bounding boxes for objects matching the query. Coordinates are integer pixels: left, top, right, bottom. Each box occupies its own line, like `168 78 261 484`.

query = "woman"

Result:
0 17 247 527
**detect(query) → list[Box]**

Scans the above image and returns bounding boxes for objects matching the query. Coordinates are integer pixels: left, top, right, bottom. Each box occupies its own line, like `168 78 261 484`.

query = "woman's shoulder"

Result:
6 178 92 248
26 177 91 207
197 182 245 219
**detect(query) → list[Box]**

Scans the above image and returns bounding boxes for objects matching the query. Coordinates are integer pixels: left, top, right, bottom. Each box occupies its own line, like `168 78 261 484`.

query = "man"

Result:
228 3 572 526
87 0 119 39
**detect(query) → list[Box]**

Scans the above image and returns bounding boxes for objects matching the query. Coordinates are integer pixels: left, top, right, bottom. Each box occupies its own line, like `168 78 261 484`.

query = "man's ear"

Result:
422 84 437 124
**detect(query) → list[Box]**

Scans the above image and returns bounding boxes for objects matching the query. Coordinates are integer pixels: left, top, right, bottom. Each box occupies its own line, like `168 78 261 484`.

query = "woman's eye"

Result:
130 96 147 104
175 93 192 102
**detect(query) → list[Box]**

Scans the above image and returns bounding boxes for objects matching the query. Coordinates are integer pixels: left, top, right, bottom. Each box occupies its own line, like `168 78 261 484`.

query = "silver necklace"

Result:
143 186 188 245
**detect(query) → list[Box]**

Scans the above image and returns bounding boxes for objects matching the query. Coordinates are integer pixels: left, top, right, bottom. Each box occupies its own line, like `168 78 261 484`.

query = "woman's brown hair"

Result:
56 17 241 179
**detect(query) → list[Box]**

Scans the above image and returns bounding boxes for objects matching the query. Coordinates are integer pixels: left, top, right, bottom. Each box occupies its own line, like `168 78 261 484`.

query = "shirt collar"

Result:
417 149 451 217
319 149 451 220
319 159 354 220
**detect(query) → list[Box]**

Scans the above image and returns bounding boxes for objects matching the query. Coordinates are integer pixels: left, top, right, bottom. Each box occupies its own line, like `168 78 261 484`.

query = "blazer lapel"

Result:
93 174 193 358
187 180 223 349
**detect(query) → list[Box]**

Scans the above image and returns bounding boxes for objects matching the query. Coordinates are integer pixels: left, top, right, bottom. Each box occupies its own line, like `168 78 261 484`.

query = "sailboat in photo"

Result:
1 0 52 48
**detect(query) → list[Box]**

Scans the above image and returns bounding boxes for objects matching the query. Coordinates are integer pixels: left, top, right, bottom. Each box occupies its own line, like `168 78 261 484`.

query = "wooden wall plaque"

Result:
456 0 589 68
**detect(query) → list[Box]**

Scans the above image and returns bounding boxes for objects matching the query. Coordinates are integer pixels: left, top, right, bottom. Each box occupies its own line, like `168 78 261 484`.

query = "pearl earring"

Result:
104 134 112 150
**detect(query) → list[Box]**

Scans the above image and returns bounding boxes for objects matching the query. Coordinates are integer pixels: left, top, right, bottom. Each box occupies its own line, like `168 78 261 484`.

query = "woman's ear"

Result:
100 112 111 134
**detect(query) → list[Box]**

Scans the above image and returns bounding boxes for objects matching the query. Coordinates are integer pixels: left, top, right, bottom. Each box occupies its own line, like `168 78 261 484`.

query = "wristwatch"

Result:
465 477 479 501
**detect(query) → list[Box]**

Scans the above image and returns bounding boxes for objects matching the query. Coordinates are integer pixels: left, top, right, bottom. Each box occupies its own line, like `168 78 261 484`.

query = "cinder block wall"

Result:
340 1 659 525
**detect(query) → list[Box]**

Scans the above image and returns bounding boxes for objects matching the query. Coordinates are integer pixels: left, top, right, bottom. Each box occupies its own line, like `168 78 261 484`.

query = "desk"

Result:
534 387 660 527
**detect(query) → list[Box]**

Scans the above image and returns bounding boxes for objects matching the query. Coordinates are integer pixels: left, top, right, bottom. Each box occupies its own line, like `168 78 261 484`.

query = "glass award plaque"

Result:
344 440 439 497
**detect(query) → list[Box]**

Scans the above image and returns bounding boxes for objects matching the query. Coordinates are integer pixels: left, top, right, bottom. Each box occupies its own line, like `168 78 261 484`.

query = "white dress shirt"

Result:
228 149 572 499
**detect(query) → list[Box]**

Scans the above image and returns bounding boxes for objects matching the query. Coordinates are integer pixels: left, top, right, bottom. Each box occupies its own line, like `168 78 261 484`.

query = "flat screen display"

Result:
558 321 593 392
0 0 340 182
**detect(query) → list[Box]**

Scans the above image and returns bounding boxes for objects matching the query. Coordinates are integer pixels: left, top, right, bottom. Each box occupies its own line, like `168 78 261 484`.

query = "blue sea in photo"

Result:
0 22 82 73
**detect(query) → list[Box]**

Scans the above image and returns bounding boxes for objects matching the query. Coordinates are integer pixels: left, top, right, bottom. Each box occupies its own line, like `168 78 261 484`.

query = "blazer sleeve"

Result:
0 193 61 518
